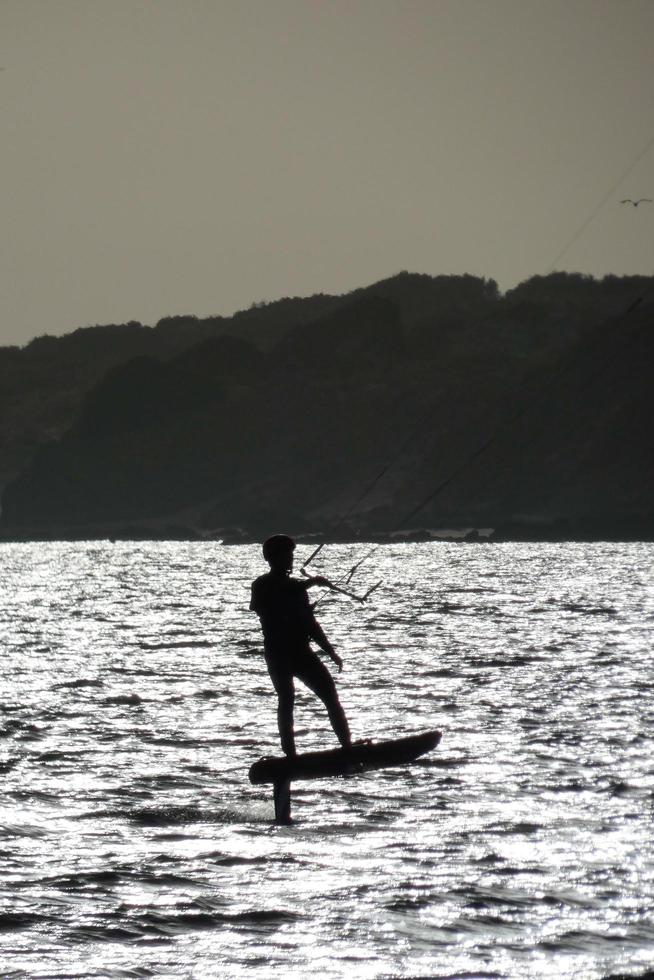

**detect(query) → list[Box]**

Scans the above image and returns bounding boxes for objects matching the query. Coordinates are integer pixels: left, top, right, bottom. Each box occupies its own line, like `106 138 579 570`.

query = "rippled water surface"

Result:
1 540 653 979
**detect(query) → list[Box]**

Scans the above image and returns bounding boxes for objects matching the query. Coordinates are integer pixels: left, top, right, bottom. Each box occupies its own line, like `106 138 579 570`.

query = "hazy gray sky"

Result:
2 0 654 345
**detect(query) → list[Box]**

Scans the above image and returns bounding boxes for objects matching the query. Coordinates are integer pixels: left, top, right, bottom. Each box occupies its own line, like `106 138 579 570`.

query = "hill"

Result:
1 271 653 541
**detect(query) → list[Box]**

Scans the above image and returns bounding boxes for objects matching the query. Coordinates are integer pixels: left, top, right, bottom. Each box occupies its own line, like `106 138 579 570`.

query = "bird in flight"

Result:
619 198 652 207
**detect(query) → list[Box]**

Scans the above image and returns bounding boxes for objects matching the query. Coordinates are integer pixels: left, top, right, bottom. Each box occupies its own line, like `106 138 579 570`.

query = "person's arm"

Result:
295 578 343 670
307 615 343 672
302 573 368 603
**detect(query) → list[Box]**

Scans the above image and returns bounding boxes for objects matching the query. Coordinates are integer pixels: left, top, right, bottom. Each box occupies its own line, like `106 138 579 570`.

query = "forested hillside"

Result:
1 271 652 540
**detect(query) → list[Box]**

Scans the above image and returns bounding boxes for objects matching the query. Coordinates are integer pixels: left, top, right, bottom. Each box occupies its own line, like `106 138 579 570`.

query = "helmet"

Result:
262 534 295 564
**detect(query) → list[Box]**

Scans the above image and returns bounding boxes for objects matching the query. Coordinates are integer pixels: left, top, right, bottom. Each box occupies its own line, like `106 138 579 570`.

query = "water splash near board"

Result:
249 729 442 823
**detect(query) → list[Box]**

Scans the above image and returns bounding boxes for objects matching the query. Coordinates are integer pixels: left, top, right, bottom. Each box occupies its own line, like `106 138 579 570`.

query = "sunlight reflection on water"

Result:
1 540 653 978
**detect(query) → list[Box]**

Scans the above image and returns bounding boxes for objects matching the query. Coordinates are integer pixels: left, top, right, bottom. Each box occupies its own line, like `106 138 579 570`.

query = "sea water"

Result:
1 540 653 979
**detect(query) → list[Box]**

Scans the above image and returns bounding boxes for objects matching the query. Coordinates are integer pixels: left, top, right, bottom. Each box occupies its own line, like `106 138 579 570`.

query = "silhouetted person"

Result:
250 534 352 757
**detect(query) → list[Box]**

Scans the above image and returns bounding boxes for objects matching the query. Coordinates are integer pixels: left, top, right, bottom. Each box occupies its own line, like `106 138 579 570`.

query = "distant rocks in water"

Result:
490 516 654 542
388 527 495 543
3 515 654 544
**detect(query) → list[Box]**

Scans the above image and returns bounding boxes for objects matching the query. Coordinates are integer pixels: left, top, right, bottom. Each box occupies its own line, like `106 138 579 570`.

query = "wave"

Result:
67 906 301 943
53 678 104 689
101 694 143 706
137 640 214 650
0 912 45 931
80 804 268 826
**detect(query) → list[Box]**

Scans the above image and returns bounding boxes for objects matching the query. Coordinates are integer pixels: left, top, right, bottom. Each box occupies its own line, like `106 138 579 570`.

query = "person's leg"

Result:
294 651 351 749
264 653 296 756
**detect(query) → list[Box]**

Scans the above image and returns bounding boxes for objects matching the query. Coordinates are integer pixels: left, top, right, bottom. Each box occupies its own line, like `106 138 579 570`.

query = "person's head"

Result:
262 534 295 572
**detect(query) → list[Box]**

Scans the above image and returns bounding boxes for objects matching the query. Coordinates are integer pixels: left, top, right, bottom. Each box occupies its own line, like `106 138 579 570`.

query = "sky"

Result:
2 0 654 346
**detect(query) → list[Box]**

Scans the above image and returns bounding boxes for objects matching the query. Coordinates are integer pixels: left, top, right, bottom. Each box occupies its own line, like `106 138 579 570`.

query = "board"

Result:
248 729 442 786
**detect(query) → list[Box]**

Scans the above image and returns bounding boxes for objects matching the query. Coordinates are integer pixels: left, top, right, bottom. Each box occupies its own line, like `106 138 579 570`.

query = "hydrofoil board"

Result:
249 729 441 786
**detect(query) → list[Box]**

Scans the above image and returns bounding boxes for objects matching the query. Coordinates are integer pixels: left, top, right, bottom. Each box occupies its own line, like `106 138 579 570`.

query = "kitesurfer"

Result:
250 534 352 757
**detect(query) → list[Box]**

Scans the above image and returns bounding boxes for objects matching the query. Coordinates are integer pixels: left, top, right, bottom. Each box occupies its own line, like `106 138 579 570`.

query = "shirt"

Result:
250 571 315 654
